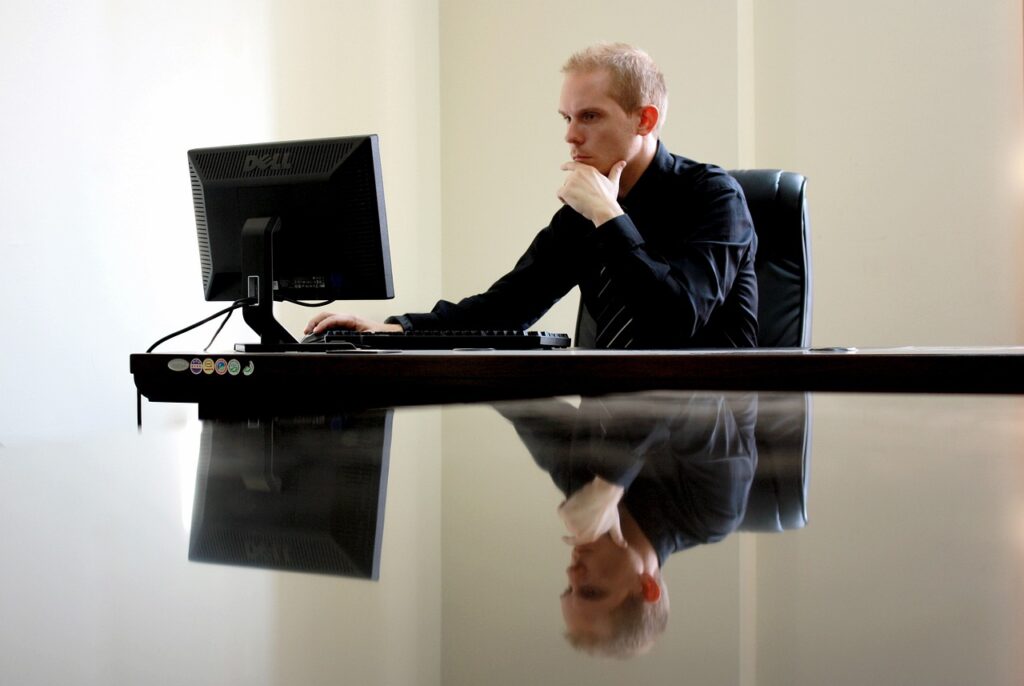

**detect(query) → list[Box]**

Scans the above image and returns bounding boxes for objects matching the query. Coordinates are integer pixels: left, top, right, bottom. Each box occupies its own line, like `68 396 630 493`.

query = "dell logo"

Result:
244 152 293 172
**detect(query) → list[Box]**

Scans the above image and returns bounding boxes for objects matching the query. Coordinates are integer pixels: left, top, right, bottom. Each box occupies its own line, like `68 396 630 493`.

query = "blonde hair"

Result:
562 43 668 132
564 575 670 658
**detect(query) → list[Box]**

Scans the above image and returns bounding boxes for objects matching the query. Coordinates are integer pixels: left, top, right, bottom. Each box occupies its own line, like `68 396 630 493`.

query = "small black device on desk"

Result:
235 330 572 352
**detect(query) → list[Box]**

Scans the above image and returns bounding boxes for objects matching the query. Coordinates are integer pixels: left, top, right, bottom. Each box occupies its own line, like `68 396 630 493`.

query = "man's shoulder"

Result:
660 149 742 195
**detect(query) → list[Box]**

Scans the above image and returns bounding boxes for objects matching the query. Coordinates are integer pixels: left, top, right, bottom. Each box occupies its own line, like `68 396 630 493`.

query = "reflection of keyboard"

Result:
322 330 571 350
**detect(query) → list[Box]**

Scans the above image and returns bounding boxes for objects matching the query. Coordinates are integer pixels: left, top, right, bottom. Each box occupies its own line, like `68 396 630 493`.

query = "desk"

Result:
131 347 1024 410
4 387 1023 684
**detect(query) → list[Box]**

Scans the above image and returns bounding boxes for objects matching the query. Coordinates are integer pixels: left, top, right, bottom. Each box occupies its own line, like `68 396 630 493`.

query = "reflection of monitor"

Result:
188 410 393 580
188 135 394 346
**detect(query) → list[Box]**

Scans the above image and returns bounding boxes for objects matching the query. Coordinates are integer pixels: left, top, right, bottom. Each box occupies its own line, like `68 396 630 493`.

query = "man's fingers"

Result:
305 311 331 333
607 160 626 185
306 312 357 334
610 521 627 548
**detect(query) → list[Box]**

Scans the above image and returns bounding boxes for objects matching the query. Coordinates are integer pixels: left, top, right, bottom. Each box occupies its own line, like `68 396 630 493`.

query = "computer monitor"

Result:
189 410 393 580
188 135 394 346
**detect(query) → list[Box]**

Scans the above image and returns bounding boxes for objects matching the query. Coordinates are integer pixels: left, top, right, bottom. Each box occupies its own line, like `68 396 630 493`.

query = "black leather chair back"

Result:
740 392 811 532
729 170 812 347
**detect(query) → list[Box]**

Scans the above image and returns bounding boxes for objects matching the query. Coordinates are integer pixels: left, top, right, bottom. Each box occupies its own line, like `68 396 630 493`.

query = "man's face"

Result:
560 535 643 637
558 68 643 176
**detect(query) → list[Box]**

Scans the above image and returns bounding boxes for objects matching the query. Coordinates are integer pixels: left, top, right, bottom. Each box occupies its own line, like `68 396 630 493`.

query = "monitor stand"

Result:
239 216 298 351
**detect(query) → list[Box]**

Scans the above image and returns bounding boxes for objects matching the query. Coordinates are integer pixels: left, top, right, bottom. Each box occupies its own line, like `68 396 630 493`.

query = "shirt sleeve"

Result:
387 217 584 331
495 396 660 498
626 393 758 563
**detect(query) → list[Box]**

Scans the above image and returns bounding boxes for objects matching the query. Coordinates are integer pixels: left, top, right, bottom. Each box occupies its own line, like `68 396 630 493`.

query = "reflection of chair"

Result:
729 169 812 348
740 393 812 531
573 170 811 348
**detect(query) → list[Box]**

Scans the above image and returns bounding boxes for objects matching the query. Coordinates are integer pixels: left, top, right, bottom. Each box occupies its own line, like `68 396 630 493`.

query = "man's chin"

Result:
574 156 605 170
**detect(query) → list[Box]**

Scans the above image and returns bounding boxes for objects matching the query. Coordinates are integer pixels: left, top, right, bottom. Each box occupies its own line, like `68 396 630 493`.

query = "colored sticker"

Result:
167 358 189 373
202 358 215 375
242 360 255 376
215 358 228 375
227 359 241 376
190 358 203 375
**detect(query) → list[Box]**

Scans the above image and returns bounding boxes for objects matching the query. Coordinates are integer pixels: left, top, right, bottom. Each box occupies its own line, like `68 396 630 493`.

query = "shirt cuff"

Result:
595 214 645 254
384 315 412 331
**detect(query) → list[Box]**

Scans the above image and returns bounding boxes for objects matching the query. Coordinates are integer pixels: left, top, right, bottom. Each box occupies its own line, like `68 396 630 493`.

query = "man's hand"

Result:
558 476 627 547
305 311 402 335
557 160 627 227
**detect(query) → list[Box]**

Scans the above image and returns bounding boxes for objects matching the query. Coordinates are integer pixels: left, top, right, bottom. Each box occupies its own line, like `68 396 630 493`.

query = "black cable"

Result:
146 298 252 353
203 306 236 352
139 298 253 429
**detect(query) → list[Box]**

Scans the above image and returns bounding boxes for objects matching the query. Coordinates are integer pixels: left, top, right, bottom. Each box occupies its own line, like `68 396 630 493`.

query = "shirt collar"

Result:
622 140 672 206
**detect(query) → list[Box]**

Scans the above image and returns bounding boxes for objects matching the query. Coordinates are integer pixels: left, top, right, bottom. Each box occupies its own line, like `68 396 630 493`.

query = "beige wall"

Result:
271 0 443 335
438 0 1024 346
754 0 1024 346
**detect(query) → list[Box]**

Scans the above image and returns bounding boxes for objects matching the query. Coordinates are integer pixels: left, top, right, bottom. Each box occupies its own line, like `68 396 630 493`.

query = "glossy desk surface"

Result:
3 388 1023 685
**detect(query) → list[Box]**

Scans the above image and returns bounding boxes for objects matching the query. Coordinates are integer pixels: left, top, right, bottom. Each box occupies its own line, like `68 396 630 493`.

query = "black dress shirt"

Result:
388 142 758 348
497 393 758 567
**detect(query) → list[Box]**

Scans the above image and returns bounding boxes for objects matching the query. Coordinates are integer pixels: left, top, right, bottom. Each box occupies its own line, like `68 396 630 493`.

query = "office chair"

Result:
726 172 813 530
573 170 812 348
729 169 812 348
739 392 812 532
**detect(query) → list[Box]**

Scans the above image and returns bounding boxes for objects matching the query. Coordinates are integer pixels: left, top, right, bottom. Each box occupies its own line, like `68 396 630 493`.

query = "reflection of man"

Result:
308 43 757 349
561 481 666 657
498 393 757 657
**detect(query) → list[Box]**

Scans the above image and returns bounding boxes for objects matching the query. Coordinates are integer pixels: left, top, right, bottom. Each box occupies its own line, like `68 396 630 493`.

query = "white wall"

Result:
0 2 444 684
0 0 442 441
267 0 443 338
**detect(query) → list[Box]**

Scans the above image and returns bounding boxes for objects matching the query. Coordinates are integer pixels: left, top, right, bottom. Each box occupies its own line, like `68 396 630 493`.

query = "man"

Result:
497 392 758 656
307 43 758 349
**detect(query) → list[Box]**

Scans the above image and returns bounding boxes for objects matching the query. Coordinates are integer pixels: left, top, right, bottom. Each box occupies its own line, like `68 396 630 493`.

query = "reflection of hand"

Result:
557 161 626 226
558 476 626 547
305 311 402 335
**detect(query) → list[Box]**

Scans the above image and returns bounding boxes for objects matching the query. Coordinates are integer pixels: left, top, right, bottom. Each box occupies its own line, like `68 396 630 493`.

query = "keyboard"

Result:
320 330 571 350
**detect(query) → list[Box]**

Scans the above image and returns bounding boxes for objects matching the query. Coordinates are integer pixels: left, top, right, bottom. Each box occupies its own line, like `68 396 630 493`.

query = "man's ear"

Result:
636 106 660 136
639 573 661 603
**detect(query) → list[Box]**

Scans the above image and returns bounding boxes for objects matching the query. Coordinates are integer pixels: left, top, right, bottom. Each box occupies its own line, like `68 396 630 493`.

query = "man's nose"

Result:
567 562 585 585
565 122 583 146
